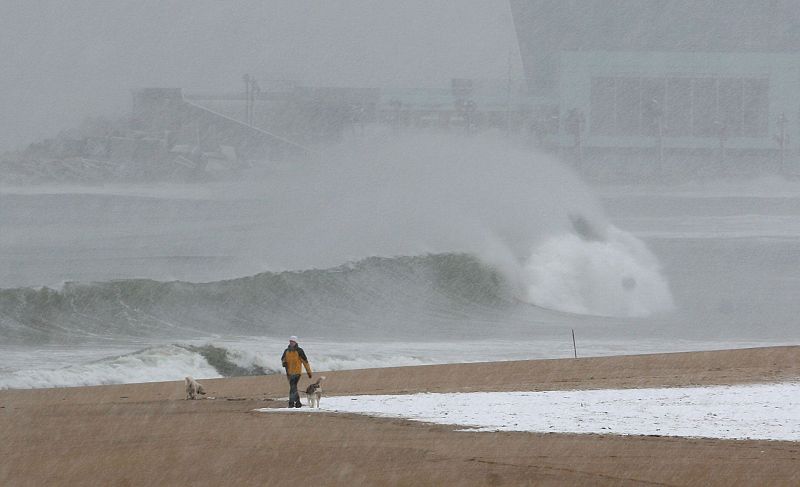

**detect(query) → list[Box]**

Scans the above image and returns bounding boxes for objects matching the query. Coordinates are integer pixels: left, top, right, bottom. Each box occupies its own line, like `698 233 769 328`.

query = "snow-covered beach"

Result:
261 382 800 441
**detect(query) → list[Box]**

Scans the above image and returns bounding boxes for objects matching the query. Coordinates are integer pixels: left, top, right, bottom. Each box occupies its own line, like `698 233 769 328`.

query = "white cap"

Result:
289 336 298 342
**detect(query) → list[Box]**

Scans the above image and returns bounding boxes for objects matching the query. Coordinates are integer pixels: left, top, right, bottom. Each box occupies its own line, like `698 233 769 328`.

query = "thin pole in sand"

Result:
572 329 577 359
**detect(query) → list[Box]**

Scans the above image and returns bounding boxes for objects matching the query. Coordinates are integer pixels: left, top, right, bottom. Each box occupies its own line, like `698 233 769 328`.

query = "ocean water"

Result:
1 138 798 389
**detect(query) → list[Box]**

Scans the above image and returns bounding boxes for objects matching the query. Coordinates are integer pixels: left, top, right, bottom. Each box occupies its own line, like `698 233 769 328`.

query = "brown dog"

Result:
305 376 325 408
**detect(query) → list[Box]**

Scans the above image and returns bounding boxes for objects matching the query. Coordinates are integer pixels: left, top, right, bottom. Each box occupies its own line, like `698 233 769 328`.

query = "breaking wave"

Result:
523 225 674 317
0 345 221 390
0 253 515 345
1 234 673 348
0 341 451 390
0 227 674 389
1 135 674 349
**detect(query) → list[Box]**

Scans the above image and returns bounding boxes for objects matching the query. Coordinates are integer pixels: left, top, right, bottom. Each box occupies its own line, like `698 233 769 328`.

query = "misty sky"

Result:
0 1 521 151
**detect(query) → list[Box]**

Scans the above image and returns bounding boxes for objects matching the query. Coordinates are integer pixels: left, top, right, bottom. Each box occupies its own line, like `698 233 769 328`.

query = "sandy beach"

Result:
2 346 799 486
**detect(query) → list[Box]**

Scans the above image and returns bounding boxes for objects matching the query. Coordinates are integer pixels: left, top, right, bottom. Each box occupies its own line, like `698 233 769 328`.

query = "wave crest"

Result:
523 225 674 317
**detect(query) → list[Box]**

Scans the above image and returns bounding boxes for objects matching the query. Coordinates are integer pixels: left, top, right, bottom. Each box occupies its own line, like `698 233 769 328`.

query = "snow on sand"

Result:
258 382 800 441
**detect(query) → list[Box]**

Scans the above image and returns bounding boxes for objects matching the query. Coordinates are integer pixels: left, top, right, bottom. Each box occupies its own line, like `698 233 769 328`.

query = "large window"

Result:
665 78 691 136
590 76 769 137
719 78 744 137
641 78 665 136
692 78 718 137
590 78 616 136
742 79 770 136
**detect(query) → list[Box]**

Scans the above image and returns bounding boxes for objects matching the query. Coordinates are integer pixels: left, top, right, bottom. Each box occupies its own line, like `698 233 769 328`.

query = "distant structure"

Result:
185 82 381 145
184 79 537 145
131 87 311 163
10 3 800 185
509 0 800 178
1 87 319 184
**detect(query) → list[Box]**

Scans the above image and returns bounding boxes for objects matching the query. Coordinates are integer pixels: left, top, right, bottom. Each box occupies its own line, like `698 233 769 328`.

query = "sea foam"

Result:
523 225 674 317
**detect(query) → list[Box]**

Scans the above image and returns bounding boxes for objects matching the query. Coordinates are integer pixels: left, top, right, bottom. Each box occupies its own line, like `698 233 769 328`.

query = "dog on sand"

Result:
305 376 326 408
184 376 206 400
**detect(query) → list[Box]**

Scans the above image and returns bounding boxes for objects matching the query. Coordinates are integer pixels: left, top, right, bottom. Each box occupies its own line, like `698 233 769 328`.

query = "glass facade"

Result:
590 76 770 138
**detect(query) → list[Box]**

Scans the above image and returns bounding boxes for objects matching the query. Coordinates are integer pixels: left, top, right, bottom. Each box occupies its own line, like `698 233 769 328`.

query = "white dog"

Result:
305 376 326 408
184 376 206 400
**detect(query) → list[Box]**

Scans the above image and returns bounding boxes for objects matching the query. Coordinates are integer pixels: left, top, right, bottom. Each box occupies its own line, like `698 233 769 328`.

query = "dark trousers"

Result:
288 374 301 406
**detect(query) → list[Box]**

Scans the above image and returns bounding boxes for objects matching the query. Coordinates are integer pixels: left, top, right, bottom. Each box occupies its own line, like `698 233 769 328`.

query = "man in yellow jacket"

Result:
281 336 312 408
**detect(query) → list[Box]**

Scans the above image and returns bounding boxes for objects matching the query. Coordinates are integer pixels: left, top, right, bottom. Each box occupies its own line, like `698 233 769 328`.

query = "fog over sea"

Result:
2 135 798 389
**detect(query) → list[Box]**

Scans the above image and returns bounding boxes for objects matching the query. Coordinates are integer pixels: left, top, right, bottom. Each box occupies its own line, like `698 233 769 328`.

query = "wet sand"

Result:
2 346 799 486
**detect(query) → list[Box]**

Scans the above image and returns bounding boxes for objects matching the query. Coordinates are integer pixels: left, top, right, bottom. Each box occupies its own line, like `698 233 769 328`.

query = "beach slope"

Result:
2 346 799 486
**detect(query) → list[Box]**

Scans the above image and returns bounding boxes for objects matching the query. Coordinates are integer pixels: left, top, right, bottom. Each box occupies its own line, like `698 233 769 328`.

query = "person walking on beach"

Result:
281 336 312 408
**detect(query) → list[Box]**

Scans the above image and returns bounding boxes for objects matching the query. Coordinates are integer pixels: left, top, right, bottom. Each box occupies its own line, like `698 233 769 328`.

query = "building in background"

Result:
510 0 800 178
8 2 800 184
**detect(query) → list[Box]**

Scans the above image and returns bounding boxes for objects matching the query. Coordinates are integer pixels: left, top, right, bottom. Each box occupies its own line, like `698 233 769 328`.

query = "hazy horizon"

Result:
0 1 520 151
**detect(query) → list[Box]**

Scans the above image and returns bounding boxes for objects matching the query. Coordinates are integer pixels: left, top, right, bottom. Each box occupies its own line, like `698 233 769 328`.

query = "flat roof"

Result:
510 0 800 92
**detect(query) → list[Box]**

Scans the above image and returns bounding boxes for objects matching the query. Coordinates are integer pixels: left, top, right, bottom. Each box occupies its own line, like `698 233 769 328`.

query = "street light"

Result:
242 74 260 126
776 113 789 175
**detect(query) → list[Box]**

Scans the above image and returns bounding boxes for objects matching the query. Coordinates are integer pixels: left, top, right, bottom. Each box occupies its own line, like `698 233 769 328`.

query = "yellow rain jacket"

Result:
281 345 312 376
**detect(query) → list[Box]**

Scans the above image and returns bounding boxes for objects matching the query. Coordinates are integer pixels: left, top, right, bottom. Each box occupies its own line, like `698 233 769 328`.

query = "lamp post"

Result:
645 98 664 176
242 74 260 126
463 100 476 136
565 108 585 169
242 74 251 125
714 120 728 175
776 113 789 175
